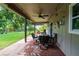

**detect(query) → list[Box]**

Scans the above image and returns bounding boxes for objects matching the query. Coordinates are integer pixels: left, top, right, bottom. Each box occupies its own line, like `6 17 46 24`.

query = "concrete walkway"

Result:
0 39 26 56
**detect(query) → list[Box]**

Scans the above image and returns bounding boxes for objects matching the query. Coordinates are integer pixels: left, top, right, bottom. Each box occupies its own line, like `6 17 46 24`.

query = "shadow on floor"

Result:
19 38 65 56
0 36 65 56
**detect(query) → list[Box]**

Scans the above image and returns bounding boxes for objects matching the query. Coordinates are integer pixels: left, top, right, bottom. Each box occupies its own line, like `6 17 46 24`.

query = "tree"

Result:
27 21 34 34
38 24 48 32
0 6 25 33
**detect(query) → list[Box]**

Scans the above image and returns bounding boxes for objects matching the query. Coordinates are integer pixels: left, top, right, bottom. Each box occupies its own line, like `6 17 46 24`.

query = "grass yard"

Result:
0 32 24 49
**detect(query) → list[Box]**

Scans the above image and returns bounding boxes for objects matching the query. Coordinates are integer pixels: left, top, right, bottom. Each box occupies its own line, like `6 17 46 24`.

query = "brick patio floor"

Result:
19 36 65 56
0 36 65 56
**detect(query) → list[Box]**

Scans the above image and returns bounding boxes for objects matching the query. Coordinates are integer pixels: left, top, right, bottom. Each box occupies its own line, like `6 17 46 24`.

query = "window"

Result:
69 3 79 34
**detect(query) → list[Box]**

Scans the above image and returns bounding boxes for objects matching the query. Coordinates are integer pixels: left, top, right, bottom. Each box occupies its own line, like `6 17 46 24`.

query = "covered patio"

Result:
0 3 68 56
1 3 79 56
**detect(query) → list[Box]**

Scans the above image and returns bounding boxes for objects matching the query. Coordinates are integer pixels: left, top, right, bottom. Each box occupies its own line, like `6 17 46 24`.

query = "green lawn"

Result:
0 32 24 49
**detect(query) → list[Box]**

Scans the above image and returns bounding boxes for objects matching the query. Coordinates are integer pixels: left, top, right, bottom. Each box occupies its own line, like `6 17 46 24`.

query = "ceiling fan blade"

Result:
43 15 49 17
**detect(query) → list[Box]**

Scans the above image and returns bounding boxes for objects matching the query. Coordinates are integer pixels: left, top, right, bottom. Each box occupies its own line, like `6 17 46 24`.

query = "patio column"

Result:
34 24 36 34
24 19 27 43
50 23 53 37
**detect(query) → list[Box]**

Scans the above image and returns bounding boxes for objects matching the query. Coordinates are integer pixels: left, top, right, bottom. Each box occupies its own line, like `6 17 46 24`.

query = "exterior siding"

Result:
49 4 79 56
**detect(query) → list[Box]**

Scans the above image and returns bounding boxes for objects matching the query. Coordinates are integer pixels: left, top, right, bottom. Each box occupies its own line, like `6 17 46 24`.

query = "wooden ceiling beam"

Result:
5 3 34 22
32 22 49 25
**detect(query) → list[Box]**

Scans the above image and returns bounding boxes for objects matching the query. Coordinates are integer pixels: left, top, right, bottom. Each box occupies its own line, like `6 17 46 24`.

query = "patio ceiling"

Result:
5 3 68 23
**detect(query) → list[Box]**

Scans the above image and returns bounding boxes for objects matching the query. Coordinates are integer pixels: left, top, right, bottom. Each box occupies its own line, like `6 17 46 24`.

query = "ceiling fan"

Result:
38 14 49 19
32 8 49 19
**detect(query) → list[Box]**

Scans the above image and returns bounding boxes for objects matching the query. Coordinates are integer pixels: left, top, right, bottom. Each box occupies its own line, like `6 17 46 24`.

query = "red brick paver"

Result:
19 36 65 56
0 36 65 56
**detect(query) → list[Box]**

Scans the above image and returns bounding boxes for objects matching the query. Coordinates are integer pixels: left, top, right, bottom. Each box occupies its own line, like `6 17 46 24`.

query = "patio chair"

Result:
31 33 39 44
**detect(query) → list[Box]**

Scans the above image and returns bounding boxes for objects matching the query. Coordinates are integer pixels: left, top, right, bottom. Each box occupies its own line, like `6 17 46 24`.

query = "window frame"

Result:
69 3 79 35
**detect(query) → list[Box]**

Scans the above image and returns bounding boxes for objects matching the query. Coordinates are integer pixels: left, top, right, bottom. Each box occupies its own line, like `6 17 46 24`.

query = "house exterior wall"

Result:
46 24 51 36
49 4 79 56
